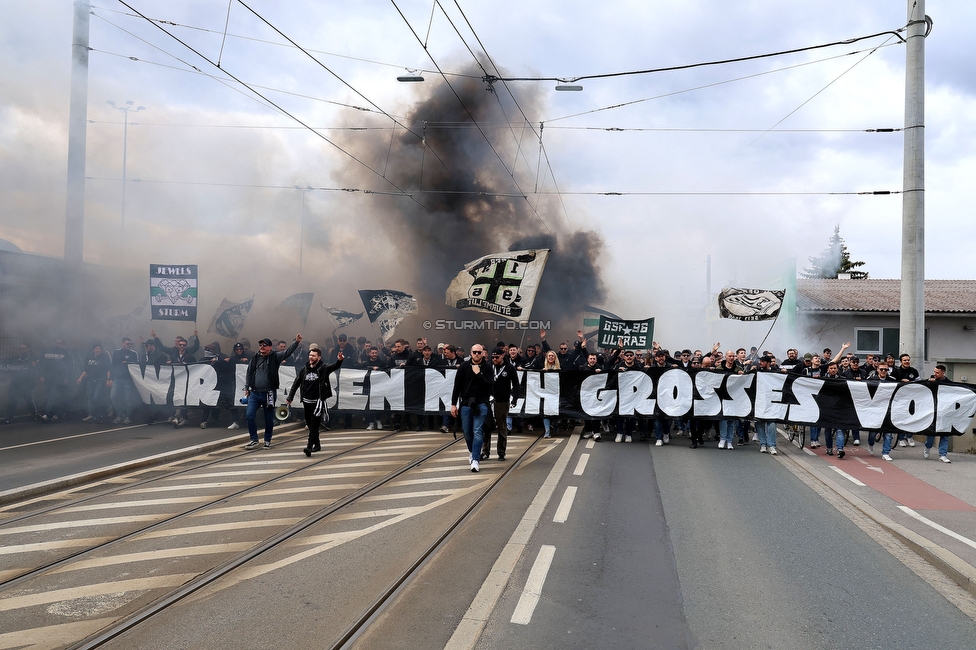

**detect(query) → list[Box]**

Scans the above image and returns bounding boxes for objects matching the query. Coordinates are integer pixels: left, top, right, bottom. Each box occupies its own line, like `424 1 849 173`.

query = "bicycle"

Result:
785 423 806 449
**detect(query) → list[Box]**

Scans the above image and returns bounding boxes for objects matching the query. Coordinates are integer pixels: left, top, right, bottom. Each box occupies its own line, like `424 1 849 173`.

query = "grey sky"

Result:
1 1 973 343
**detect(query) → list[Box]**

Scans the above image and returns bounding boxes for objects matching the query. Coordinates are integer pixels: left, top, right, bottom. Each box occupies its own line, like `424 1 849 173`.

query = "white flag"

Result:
445 249 550 323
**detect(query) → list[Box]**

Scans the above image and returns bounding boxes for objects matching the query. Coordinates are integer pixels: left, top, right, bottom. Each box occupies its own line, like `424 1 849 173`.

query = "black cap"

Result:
338 334 347 341
759 355 773 363
655 349 666 356
258 338 273 346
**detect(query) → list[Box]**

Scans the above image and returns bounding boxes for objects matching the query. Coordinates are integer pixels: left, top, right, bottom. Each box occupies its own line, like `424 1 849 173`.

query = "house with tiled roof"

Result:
797 279 976 377
797 278 976 450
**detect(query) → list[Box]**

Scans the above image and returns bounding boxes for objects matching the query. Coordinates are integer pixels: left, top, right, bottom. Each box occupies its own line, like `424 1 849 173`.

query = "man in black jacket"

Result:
244 334 302 449
451 344 493 472
287 344 342 457
484 349 520 461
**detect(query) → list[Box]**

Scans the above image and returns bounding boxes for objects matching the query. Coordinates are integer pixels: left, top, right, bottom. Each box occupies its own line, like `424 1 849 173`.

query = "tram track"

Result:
0 427 401 590
0 429 548 650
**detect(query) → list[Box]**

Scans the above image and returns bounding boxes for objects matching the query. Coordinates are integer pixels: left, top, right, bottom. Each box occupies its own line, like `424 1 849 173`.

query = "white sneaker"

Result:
868 445 874 455
923 448 930 459
769 447 778 455
471 459 480 473
593 433 601 441
760 445 768 453
615 433 623 443
907 438 916 447
228 422 240 429
376 422 383 430
940 456 951 463
898 440 907 448
366 422 375 430
663 433 670 444
718 440 726 449
655 440 663 446
853 439 860 446
625 435 633 443
882 454 893 462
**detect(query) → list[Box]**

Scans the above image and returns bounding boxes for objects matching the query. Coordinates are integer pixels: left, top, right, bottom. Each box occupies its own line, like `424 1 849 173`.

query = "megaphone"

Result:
275 404 291 421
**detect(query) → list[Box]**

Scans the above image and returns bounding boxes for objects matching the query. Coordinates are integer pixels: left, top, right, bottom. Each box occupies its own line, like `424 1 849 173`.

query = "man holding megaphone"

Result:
287 343 343 457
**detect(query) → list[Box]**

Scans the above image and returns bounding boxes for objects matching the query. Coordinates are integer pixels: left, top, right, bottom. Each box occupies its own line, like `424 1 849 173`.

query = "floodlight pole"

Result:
899 0 928 367
63 0 90 268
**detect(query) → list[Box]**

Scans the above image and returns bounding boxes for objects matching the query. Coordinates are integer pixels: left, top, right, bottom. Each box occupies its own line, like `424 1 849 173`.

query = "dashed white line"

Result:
898 506 976 551
585 439 595 449
573 453 590 476
553 486 578 524
829 465 867 486
511 545 556 625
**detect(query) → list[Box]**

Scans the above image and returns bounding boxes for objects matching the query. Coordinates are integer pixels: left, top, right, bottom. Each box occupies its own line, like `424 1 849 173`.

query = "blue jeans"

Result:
809 426 821 443
461 402 488 460
246 390 276 443
830 429 846 451
925 435 950 457
719 419 736 446
882 433 894 455
756 420 777 448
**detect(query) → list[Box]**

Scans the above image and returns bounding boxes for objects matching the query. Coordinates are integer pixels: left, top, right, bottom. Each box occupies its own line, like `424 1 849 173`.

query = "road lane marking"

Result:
0 537 112 556
803 448 817 456
445 436 579 650
48 542 255 573
573 454 589 476
897 506 976 551
553 486 577 523
829 466 866 486
585 439 595 449
0 574 197 612
138 518 302 539
0 515 160 537
59 496 215 513
511 545 556 625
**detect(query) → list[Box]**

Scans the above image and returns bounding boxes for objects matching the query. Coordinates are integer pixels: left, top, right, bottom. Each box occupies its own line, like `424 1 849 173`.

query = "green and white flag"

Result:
150 264 198 321
445 249 549 323
597 316 654 350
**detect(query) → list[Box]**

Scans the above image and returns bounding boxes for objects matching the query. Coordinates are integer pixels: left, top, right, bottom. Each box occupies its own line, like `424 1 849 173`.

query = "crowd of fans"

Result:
2 327 949 462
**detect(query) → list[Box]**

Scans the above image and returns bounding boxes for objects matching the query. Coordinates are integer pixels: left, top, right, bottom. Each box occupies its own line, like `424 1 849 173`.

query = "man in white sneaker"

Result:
451 344 493 472
922 365 952 463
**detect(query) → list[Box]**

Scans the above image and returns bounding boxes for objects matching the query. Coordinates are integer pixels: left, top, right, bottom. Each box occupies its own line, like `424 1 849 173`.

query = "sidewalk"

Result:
780 431 976 599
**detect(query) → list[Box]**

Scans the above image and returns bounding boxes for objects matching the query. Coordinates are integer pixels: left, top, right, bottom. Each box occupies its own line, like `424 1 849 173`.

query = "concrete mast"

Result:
899 0 929 366
63 0 90 267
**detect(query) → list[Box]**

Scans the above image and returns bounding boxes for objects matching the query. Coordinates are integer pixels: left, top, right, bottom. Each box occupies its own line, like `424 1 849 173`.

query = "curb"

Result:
781 441 976 601
0 423 304 507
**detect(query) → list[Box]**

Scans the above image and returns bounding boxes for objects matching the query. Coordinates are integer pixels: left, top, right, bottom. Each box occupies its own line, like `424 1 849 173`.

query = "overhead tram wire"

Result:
390 0 554 235
544 40 904 124
729 31 901 160
115 1 428 211
89 43 396 117
91 2 481 81
483 25 907 85
85 175 900 198
446 0 571 229
233 0 452 175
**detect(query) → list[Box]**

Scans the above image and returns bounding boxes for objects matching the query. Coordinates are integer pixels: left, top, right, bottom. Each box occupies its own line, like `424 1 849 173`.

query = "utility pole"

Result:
63 0 90 267
107 100 145 264
899 0 930 367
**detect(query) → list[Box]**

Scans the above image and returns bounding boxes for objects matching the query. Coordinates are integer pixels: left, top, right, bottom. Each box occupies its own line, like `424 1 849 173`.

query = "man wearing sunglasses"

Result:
451 344 493 472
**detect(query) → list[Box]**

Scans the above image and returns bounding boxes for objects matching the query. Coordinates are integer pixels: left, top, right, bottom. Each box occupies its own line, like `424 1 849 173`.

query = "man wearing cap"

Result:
244 334 302 449
485 348 520 461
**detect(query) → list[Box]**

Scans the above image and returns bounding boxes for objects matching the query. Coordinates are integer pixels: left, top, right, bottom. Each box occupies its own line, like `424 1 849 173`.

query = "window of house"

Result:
855 328 882 355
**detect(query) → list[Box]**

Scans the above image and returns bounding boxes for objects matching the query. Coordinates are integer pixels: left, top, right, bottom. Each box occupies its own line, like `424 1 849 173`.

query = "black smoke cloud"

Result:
333 68 606 338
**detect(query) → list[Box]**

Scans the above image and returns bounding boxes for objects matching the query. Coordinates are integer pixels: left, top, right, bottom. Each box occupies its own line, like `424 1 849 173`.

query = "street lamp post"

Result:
295 185 313 283
107 100 144 263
